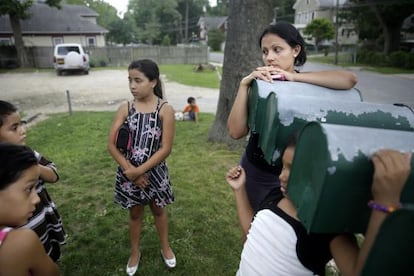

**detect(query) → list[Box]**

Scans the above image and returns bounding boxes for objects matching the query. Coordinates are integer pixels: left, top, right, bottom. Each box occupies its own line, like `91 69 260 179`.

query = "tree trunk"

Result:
369 2 402 55
9 13 29 68
207 0 273 146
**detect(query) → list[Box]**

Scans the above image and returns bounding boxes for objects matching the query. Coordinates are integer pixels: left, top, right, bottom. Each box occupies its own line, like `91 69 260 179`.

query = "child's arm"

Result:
107 102 131 172
36 153 59 183
330 150 411 275
3 229 60 276
226 166 254 239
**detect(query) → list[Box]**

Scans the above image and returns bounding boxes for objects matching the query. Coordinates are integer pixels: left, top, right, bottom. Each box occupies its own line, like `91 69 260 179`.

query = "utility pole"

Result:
334 0 339 65
185 0 189 43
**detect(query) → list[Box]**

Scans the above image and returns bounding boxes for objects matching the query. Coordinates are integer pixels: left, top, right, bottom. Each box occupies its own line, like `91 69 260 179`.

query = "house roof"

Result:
197 16 227 30
0 3 108 35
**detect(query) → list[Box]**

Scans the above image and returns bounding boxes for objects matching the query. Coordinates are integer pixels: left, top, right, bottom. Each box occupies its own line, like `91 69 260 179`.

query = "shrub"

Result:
404 52 414 69
389 51 407 68
207 29 224 51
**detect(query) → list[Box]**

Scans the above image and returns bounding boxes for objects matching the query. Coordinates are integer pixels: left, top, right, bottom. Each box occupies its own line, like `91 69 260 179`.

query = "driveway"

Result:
0 70 220 120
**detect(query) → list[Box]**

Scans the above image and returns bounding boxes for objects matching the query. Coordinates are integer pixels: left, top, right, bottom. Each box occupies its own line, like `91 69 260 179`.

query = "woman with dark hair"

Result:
227 21 358 211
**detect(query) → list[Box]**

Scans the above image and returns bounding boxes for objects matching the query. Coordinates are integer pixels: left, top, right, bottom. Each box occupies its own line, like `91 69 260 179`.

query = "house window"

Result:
53 37 63 45
87 37 96 47
0 38 11 46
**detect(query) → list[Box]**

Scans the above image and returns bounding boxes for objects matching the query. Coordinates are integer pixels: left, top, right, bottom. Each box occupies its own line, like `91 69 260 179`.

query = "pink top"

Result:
0 227 12 246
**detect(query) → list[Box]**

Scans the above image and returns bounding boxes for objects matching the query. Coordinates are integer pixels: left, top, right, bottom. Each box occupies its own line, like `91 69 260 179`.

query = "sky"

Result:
103 0 217 17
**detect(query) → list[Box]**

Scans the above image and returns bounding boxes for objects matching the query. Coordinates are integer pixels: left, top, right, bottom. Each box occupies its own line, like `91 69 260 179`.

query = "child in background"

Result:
108 59 176 275
0 100 66 262
0 143 60 275
183 96 199 123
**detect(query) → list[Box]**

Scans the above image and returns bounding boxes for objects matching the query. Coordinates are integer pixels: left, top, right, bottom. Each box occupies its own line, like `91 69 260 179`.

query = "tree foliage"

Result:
270 0 295 23
303 18 335 52
66 0 125 45
0 0 62 67
344 0 414 54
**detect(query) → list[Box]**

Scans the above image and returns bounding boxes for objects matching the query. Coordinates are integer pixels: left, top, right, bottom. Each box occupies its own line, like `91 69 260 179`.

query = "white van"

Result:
53 43 89 75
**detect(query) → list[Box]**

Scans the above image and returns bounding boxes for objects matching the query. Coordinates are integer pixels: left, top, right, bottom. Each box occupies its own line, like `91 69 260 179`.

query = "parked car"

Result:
53 43 89 75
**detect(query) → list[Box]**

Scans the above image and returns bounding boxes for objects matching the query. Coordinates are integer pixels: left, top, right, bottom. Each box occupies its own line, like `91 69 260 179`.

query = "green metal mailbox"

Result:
288 122 414 233
247 79 414 168
361 209 414 275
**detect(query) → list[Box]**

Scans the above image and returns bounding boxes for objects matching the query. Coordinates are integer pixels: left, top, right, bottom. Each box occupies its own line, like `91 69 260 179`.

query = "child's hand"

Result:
123 165 139 182
134 174 149 189
371 149 411 206
225 165 245 191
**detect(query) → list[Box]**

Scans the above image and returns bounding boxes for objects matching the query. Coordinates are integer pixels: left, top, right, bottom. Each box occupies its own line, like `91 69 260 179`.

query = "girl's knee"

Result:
150 203 166 217
129 205 144 220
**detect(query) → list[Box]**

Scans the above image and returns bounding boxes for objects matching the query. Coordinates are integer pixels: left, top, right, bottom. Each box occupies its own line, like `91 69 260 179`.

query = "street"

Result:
210 51 414 109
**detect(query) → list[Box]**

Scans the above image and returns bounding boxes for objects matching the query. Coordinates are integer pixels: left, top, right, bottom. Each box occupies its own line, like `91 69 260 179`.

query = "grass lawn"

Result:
26 112 244 275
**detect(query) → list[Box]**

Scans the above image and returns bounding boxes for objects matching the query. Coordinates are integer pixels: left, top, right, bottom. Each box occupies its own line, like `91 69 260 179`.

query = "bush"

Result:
89 58 108 68
389 51 407 68
404 53 414 69
161 35 171 46
370 52 388 66
207 29 224 51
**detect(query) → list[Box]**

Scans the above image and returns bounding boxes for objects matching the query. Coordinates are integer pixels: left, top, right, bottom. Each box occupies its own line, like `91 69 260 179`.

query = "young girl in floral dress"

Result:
108 59 176 276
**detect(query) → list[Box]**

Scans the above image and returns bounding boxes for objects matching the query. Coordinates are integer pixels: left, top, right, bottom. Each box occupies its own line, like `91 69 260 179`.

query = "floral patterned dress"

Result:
114 98 174 209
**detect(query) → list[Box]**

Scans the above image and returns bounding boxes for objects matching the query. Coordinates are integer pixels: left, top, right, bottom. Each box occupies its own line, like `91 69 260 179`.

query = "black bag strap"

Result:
124 100 130 122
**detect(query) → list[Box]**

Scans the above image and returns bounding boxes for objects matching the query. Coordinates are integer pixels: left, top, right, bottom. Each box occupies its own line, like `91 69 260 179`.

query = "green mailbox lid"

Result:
288 122 414 234
250 79 363 101
248 79 362 133
248 79 414 167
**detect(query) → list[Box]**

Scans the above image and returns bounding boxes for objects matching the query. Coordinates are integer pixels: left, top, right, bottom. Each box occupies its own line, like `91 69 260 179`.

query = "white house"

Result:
293 0 358 47
0 3 108 47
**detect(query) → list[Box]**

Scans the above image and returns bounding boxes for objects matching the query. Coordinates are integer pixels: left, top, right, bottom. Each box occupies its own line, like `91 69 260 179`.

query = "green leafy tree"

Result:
129 0 181 45
303 18 335 52
177 0 208 43
66 0 124 44
0 0 62 67
207 0 229 16
106 15 138 45
345 0 414 54
271 0 295 23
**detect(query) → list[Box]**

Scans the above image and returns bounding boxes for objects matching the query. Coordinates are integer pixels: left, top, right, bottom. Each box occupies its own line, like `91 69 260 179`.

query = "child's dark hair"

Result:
128 59 163 99
0 143 38 190
187 97 195 104
0 100 17 127
259 21 307 67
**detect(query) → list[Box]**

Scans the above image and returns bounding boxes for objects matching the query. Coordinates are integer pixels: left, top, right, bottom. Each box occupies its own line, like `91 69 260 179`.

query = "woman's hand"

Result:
226 165 245 191
240 66 295 86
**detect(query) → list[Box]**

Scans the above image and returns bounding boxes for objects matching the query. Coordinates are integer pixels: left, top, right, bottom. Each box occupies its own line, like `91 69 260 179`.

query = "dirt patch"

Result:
1 69 219 120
